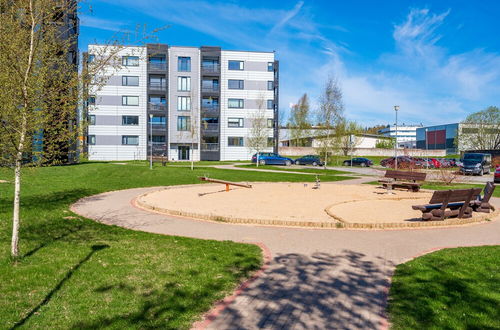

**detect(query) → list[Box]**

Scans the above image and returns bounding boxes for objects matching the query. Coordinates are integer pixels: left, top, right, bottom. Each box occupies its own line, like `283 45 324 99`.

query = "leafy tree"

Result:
288 93 312 147
458 106 500 150
338 121 364 156
247 96 271 167
376 138 396 149
365 124 387 135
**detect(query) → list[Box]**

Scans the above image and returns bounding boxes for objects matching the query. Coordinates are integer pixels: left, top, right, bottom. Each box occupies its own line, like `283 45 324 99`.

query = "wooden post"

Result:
226 184 229 192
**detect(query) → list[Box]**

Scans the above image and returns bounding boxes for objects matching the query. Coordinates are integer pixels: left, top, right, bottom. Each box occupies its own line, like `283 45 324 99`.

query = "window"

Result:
122 96 139 106
88 115 96 125
87 135 96 145
87 54 95 63
149 56 166 63
122 135 139 145
267 62 274 72
88 95 96 105
122 115 139 125
267 81 274 90
149 115 166 125
202 97 219 108
122 76 139 86
267 100 274 109
202 78 219 91
150 135 166 143
178 76 191 91
149 95 166 104
178 57 191 72
228 60 244 70
228 79 244 89
228 118 244 128
267 119 274 128
228 99 244 109
177 96 191 111
122 56 139 66
177 116 191 131
267 137 274 147
149 75 166 89
228 137 244 147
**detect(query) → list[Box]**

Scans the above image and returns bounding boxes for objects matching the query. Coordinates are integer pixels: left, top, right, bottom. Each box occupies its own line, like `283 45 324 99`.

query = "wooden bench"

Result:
472 182 496 213
412 188 482 220
378 170 427 192
198 177 252 192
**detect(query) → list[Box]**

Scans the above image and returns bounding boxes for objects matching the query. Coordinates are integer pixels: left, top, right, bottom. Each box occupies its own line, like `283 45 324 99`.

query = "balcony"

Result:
150 123 167 131
148 62 167 71
201 143 219 151
148 82 167 91
201 105 219 115
201 86 219 93
148 103 167 111
201 123 219 132
201 64 220 74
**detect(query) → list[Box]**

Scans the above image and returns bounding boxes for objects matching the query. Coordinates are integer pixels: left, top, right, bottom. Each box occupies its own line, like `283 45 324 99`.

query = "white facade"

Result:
85 44 277 161
219 51 275 161
378 124 421 148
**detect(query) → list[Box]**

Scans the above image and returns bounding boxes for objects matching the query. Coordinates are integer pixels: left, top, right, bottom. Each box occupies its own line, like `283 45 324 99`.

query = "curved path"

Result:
72 186 500 330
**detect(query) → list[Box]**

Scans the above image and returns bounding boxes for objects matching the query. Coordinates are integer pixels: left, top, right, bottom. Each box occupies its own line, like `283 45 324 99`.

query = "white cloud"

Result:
79 14 129 32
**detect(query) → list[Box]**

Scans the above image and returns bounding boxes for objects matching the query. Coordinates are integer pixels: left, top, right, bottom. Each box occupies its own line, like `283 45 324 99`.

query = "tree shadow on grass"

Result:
11 244 110 329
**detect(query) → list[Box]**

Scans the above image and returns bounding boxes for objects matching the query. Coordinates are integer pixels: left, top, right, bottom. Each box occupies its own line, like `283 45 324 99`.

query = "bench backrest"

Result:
384 170 426 182
482 182 496 203
429 188 482 204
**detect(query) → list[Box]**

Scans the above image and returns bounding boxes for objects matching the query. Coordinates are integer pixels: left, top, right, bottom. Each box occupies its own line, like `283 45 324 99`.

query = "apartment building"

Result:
378 124 423 148
85 44 279 161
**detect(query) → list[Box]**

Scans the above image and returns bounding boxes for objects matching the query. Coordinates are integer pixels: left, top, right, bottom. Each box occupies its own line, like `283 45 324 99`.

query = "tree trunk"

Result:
11 128 26 258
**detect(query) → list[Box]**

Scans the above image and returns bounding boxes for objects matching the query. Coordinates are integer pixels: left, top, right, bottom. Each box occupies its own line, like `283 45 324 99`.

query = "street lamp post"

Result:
149 114 153 170
394 105 399 170
425 128 429 169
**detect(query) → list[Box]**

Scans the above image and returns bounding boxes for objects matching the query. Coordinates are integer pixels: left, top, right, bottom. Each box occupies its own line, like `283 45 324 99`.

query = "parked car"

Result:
294 155 324 166
380 156 416 169
459 153 492 176
495 166 500 183
342 157 373 167
251 152 293 166
429 158 442 168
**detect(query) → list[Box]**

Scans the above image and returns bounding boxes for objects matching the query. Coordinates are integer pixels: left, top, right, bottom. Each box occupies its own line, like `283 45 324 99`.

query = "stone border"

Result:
135 185 498 230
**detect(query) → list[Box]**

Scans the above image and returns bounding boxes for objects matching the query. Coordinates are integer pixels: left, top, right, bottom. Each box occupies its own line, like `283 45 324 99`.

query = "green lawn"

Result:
0 162 352 329
388 246 500 329
235 164 351 176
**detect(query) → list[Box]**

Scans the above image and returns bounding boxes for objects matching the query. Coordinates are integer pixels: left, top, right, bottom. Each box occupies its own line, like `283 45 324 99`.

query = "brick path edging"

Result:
190 242 272 330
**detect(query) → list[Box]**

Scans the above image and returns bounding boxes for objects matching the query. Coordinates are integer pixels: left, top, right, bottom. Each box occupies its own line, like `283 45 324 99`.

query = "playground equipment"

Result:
198 176 252 192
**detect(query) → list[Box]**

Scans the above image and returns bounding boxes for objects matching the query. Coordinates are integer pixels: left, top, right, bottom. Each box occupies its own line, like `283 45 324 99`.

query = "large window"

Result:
122 96 139 106
149 95 166 104
267 62 274 72
88 95 96 106
228 60 244 70
150 135 166 143
228 98 244 109
228 79 244 89
228 118 244 128
202 97 219 108
177 116 191 131
178 57 191 72
88 115 96 125
149 115 166 125
267 118 274 128
228 137 244 147
177 96 191 111
267 81 274 90
122 135 139 145
178 76 191 91
122 115 139 125
267 100 274 109
87 135 96 145
122 76 139 86
122 56 139 66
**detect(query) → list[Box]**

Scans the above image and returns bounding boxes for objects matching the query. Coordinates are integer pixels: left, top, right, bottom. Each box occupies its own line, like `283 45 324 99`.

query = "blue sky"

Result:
79 0 500 127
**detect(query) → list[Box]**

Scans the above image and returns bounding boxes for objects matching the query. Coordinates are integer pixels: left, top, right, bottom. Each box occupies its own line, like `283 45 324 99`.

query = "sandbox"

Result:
136 183 495 229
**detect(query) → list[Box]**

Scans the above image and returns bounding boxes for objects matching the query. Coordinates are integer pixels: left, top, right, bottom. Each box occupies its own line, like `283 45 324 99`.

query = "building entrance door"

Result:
178 146 190 160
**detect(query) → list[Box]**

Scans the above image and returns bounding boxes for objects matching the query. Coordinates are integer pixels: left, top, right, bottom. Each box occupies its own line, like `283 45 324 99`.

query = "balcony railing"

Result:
201 104 219 111
148 62 167 71
148 82 167 91
201 86 219 93
148 103 167 111
201 123 219 131
201 143 219 151
201 64 220 73
150 123 167 130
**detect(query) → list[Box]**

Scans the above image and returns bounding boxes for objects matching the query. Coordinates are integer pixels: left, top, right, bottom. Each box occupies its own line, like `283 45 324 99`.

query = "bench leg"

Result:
226 184 229 192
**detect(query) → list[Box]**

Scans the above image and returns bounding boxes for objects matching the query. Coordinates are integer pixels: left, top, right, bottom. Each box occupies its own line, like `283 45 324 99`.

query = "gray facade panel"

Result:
95 115 122 125
244 80 268 90
96 95 122 106
95 135 122 145
245 61 268 71
106 75 123 86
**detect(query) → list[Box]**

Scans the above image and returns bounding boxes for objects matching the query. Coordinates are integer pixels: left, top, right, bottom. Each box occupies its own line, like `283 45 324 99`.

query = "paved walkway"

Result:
71 185 500 330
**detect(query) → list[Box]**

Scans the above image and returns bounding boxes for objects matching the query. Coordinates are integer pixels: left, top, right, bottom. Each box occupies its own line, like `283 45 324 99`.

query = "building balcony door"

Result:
178 146 190 160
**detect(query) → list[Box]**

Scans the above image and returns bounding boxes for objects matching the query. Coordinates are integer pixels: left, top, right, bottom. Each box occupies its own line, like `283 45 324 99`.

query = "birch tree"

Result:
247 97 271 167
288 93 312 146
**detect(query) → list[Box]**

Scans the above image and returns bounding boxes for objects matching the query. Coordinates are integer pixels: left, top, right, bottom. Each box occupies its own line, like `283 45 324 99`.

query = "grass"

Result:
234 164 351 175
388 246 500 329
0 162 354 329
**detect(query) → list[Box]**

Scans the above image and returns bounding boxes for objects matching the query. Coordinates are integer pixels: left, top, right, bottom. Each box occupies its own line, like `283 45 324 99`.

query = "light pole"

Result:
425 128 429 169
149 114 153 170
394 105 399 170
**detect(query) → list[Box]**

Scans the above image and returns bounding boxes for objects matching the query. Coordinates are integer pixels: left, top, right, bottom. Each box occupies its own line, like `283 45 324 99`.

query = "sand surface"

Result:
138 183 439 224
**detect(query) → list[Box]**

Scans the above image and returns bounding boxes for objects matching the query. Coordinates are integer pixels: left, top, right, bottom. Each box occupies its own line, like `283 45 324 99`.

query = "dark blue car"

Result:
294 155 324 166
251 153 293 166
